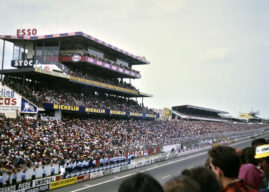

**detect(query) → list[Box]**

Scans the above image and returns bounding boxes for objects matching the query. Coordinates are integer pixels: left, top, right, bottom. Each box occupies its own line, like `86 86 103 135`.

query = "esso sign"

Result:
17 28 37 37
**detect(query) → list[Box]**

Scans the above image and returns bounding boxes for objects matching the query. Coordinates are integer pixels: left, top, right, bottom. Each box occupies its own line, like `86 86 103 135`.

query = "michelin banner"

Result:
44 103 157 118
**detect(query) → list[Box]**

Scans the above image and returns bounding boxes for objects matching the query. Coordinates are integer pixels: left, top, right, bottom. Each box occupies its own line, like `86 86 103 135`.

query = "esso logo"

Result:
72 54 81 62
17 29 37 37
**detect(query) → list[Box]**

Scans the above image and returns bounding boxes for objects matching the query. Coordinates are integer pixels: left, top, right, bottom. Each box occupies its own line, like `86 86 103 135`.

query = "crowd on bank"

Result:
117 138 269 192
3 77 153 114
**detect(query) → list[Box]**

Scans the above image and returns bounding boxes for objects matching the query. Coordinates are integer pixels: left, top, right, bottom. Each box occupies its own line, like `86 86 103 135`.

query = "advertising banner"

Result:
32 176 55 187
90 171 103 179
50 177 77 190
0 83 21 113
0 185 17 192
11 59 36 68
20 98 38 113
44 103 156 118
25 185 49 192
164 108 171 118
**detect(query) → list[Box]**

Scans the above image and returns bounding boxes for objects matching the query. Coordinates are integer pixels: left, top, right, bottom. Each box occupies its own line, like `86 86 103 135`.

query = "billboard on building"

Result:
164 107 171 118
21 98 38 113
0 82 21 113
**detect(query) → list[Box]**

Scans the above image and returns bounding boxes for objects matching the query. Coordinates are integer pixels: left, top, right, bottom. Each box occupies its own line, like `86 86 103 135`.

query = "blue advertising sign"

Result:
21 98 38 113
11 59 38 68
43 103 156 118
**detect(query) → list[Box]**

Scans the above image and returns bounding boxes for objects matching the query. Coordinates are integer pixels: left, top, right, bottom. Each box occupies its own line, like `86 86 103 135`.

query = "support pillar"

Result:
1 40 6 80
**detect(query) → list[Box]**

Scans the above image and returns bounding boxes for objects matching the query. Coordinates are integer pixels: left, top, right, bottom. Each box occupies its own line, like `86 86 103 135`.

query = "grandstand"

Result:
171 105 229 122
0 31 156 120
240 111 268 123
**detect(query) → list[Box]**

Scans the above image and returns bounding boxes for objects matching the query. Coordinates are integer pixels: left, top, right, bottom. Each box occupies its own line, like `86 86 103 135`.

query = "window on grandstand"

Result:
13 45 22 60
88 47 104 58
13 44 28 60
36 46 59 64
13 42 35 61
116 59 129 67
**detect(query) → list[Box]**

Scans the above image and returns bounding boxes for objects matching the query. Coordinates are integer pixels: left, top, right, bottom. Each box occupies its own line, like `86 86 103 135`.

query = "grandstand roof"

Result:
172 105 228 114
0 31 149 65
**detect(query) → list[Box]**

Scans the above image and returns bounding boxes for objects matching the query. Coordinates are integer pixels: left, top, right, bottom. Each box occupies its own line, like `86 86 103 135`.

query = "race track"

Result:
51 135 268 192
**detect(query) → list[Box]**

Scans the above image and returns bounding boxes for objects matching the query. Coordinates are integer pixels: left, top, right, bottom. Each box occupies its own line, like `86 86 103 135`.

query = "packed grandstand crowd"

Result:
3 76 153 114
0 115 265 176
64 66 138 90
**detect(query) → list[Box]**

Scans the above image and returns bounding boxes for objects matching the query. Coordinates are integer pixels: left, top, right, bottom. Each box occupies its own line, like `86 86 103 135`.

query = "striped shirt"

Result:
224 180 258 192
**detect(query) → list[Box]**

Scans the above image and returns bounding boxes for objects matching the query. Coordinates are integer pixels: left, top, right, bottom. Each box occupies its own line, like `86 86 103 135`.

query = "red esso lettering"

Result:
17 29 37 36
17 29 21 37
22 29 26 36
27 29 31 36
32 28 37 35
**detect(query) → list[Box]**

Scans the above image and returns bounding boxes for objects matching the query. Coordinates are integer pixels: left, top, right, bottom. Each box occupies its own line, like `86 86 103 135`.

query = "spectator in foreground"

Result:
255 144 269 191
163 175 201 192
251 138 267 148
208 145 257 192
118 173 163 192
239 146 264 190
181 166 221 192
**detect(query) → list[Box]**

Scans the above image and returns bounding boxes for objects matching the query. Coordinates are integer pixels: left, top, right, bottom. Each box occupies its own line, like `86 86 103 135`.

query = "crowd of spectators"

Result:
63 66 138 91
0 115 265 176
3 77 153 114
60 49 140 75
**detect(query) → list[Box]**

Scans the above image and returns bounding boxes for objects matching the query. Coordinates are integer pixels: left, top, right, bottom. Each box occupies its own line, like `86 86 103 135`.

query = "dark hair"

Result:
240 146 258 165
181 166 221 192
251 138 267 147
208 145 240 178
118 173 163 192
163 175 201 192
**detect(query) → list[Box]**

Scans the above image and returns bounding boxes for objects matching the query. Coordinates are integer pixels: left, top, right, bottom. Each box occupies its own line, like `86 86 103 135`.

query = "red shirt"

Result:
224 180 258 192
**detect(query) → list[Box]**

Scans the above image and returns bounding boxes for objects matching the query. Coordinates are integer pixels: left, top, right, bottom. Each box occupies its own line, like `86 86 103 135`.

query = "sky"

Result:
0 0 268 118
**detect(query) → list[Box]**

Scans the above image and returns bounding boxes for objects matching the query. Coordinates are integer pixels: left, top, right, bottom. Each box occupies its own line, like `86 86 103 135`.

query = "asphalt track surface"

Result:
52 133 269 192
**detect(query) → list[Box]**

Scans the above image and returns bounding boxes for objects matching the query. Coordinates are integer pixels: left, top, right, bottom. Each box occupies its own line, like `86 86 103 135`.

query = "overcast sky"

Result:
0 0 268 118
